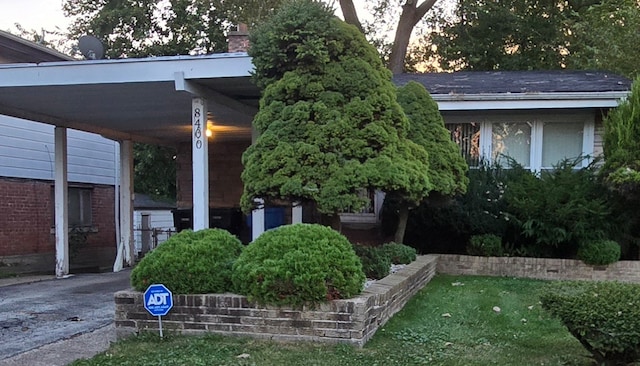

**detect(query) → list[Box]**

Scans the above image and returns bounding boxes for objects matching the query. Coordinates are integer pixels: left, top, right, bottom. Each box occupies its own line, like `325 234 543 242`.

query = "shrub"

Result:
130 229 243 294
541 281 640 365
504 157 613 257
380 242 417 264
467 234 503 257
232 224 365 307
352 244 391 279
577 240 621 265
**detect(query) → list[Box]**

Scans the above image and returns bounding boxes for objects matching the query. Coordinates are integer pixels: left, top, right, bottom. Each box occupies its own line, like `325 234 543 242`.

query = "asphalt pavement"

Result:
0 269 131 365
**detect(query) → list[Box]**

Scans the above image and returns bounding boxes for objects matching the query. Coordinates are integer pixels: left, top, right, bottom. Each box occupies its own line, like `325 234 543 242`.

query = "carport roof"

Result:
0 52 259 144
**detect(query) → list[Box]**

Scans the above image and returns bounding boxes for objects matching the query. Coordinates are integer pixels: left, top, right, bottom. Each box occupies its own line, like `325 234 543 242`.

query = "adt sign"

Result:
143 284 173 316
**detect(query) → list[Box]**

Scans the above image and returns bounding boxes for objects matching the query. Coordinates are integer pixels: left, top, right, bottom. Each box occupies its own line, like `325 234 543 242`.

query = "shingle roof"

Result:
393 70 631 95
134 193 176 210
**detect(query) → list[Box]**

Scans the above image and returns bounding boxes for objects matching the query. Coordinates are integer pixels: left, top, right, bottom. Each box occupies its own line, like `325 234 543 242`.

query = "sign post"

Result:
143 284 173 338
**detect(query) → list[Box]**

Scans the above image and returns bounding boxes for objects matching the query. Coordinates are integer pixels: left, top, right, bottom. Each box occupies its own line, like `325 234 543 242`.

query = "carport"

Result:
0 53 275 277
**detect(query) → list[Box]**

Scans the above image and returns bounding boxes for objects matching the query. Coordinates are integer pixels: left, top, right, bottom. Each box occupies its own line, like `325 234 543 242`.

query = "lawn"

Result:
73 275 590 366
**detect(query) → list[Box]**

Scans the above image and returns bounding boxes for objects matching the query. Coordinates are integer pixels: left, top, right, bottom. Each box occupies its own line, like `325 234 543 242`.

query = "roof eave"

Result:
433 91 629 111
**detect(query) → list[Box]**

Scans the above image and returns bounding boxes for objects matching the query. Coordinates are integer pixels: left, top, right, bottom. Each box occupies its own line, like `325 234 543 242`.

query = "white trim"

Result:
582 119 596 167
119 140 134 267
0 53 253 87
434 92 628 110
251 199 265 241
192 97 209 231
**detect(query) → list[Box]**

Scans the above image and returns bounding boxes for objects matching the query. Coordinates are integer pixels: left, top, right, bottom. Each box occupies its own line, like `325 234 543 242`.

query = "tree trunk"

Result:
388 0 438 74
320 213 342 232
338 0 363 32
394 206 409 244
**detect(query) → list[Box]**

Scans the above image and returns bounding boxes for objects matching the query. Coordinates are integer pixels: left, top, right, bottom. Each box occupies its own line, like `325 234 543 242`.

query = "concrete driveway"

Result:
0 270 131 362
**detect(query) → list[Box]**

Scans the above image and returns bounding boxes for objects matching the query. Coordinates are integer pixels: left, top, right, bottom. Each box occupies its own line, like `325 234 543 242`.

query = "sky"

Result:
0 0 70 34
0 0 373 35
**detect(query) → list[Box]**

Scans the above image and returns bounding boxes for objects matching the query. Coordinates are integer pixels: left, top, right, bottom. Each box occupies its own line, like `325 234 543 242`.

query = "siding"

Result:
0 116 116 185
133 210 175 255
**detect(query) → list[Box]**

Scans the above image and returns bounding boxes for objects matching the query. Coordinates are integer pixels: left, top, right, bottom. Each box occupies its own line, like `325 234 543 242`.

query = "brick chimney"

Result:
228 23 250 53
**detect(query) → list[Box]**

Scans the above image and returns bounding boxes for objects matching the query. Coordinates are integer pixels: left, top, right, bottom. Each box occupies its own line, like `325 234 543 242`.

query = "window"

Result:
492 122 531 167
69 188 92 227
445 112 594 171
446 122 481 167
541 122 584 168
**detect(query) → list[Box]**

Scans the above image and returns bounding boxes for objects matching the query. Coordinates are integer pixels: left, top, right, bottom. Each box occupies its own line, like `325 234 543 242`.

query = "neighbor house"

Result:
0 27 631 274
0 30 119 274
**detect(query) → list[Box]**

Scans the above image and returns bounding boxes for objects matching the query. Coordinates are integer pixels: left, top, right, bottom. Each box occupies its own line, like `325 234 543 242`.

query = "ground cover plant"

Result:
72 275 590 366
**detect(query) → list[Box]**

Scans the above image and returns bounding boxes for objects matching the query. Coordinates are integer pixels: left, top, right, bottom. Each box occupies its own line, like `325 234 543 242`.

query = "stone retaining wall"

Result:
437 254 640 283
115 254 437 347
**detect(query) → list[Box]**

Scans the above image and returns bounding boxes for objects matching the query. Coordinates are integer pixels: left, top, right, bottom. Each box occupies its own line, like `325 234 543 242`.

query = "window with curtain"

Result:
541 122 583 168
446 122 481 167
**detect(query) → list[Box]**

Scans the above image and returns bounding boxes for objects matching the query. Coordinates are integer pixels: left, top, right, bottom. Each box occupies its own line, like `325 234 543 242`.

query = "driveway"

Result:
0 270 131 361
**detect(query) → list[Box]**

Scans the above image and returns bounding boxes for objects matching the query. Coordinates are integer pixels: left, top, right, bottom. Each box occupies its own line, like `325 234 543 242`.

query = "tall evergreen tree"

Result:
241 0 432 229
392 81 468 242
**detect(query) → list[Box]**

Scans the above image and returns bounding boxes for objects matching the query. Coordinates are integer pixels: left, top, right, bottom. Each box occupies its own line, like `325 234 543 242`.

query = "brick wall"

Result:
437 254 640 283
115 255 437 346
176 139 250 209
0 177 116 274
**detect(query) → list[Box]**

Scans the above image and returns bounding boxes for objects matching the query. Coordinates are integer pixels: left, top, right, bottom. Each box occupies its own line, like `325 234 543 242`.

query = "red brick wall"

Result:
0 177 116 272
176 139 251 209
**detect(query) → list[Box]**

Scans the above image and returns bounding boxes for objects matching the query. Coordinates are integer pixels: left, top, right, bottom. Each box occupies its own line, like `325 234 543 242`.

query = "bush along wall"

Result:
541 281 640 365
388 158 632 261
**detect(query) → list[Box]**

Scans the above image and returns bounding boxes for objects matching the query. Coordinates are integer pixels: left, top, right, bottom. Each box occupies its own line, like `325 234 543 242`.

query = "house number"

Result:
193 107 203 149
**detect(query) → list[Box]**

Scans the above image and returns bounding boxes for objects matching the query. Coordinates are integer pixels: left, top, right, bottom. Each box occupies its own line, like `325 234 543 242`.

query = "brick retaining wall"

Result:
115 255 437 346
437 254 640 283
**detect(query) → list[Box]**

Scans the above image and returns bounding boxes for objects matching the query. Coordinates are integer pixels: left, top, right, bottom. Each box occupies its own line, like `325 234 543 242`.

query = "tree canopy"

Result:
241 0 431 226
427 0 640 77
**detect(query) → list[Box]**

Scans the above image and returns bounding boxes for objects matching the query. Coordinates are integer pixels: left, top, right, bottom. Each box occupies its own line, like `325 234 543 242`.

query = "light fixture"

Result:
206 122 212 137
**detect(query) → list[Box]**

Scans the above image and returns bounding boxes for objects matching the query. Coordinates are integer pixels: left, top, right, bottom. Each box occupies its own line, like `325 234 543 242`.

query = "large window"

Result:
492 122 531 168
445 112 594 170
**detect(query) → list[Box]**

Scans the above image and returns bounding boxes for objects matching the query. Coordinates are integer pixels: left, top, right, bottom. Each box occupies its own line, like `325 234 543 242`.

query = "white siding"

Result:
133 210 175 254
0 116 116 185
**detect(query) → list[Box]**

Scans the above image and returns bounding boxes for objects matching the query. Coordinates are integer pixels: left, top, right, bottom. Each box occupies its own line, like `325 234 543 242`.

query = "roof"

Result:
0 30 74 63
134 193 176 210
394 70 631 111
393 70 631 95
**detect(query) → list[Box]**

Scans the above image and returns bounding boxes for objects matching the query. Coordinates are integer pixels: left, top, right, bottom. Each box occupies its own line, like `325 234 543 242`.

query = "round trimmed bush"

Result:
577 240 621 265
232 224 365 307
131 229 243 294
352 244 391 280
380 242 417 264
467 234 503 257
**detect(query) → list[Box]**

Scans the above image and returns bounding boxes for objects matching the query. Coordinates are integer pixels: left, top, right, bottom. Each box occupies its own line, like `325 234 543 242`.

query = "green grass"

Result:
72 275 590 366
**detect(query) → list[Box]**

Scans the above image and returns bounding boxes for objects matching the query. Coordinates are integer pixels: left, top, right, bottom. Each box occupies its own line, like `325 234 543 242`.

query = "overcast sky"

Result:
0 0 69 33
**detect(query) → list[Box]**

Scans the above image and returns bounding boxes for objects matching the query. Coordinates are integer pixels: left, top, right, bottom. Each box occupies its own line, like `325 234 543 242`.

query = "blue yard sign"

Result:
143 284 173 337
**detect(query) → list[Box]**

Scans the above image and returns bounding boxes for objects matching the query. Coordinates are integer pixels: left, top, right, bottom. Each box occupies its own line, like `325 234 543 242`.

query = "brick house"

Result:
0 28 631 271
0 30 118 275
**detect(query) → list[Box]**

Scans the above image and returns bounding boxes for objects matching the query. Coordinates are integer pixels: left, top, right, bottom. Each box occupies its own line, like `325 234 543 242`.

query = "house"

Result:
133 193 175 257
0 30 119 275
0 27 631 272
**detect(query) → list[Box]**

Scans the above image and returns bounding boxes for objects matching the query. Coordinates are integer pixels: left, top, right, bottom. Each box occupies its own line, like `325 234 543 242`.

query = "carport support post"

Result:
54 127 69 278
292 202 302 224
192 97 209 230
119 140 135 267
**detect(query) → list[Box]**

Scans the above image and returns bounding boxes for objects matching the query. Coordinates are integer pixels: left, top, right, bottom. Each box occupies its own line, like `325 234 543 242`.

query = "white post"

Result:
192 97 209 231
251 199 265 241
120 140 135 267
54 127 69 278
292 202 302 224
